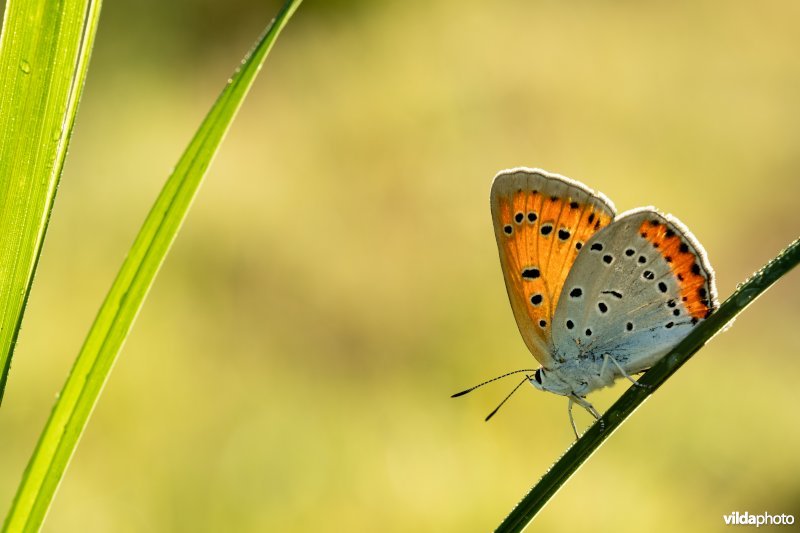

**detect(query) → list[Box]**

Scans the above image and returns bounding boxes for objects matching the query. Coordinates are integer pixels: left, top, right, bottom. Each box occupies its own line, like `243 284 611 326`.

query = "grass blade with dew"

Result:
496 236 800 532
0 0 102 404
2 1 303 530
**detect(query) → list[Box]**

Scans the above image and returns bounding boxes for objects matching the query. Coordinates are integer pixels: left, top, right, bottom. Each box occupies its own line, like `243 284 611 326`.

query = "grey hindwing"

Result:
550 208 716 373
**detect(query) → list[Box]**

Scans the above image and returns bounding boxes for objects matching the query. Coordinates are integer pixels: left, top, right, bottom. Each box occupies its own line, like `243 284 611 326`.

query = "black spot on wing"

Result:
601 290 622 299
522 268 540 279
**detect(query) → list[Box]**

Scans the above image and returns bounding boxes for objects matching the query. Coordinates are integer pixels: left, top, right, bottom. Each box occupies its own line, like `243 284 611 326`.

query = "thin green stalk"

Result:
0 0 101 404
496 236 800 533
2 1 302 531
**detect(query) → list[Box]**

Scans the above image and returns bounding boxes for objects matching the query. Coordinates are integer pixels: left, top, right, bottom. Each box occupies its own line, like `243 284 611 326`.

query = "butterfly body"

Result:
487 168 717 432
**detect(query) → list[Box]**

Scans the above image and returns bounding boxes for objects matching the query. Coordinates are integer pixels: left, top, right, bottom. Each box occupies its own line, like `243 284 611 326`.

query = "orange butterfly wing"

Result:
490 168 616 367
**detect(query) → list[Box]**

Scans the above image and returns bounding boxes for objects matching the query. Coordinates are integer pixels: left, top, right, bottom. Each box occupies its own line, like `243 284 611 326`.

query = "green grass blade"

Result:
2 1 302 530
497 236 800 533
0 0 102 404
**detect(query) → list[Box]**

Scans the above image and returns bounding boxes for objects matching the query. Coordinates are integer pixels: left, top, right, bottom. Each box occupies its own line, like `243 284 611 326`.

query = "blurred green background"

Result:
2 0 799 531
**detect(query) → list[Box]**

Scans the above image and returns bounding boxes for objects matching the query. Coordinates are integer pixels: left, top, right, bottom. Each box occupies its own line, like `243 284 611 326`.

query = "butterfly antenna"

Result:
485 376 530 421
451 368 537 397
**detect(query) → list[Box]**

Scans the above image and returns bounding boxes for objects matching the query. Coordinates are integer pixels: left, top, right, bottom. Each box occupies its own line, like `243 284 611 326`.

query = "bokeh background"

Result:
1 1 799 531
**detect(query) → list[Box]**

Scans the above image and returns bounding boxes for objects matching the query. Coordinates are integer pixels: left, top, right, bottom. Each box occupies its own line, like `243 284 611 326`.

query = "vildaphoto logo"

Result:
723 511 795 527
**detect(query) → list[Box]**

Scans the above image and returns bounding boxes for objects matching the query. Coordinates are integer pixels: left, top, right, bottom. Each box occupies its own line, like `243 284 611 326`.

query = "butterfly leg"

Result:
567 397 579 440
603 353 651 389
568 394 604 439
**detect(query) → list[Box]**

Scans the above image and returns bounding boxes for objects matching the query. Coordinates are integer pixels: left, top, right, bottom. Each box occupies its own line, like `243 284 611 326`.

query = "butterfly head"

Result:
529 367 576 397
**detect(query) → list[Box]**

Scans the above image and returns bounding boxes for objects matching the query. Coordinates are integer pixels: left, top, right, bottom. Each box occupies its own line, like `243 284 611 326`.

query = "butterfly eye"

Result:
534 369 543 384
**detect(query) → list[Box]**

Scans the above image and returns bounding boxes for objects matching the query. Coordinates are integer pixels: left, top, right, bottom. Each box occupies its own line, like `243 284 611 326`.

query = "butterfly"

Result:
454 168 718 437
